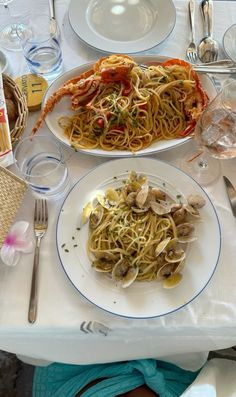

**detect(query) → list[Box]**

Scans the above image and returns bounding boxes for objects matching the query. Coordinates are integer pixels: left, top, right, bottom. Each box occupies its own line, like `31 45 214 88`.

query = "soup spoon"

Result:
198 0 219 63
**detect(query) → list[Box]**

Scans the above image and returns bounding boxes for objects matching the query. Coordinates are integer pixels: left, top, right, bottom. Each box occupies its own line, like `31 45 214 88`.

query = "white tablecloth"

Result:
0 0 236 371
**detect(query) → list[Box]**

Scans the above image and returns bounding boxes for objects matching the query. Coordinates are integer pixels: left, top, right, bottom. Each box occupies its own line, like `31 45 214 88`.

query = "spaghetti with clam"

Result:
56 54 208 152
82 171 206 289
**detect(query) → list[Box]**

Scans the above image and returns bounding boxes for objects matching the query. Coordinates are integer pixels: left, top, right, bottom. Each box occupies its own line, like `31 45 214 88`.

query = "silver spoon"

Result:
198 0 219 63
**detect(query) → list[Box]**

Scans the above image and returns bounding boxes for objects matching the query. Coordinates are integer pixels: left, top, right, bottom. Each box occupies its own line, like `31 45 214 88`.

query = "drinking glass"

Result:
14 135 70 199
0 0 30 51
17 13 62 81
181 79 236 185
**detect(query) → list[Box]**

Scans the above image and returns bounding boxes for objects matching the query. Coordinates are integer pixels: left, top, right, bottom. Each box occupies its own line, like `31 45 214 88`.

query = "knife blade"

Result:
223 176 236 217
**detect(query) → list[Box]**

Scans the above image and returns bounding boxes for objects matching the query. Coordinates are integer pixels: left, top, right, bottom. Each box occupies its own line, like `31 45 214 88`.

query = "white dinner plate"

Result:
56 158 221 319
68 0 176 53
44 55 217 158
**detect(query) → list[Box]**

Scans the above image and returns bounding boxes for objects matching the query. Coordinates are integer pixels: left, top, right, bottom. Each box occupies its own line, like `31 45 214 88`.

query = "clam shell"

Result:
135 183 149 208
162 273 183 289
94 251 117 261
171 203 182 213
105 188 119 205
131 206 149 213
96 193 110 209
187 194 206 209
112 260 139 288
155 237 171 257
92 260 113 273
176 223 195 237
150 188 166 201
184 204 200 218
157 262 177 279
166 238 179 250
174 259 185 273
176 223 197 243
150 200 171 215
172 207 187 225
178 235 197 243
89 205 104 229
125 192 137 206
82 202 93 224
165 248 186 263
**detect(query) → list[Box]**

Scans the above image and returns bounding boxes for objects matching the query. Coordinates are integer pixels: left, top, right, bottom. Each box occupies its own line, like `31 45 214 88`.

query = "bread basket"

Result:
2 74 28 146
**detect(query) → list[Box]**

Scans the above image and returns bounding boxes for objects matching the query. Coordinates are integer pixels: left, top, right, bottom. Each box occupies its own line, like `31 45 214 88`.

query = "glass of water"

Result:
14 135 70 199
181 79 236 185
17 13 62 81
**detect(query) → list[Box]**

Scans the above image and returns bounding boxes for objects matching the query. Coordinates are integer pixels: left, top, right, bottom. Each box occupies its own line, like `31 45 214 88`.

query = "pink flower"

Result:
1 221 34 266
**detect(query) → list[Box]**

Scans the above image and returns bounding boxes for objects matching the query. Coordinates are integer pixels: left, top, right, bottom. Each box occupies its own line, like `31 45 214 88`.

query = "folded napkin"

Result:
33 359 199 397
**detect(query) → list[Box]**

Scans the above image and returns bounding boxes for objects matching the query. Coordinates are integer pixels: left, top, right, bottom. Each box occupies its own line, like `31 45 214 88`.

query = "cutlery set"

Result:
140 59 236 74
187 0 226 67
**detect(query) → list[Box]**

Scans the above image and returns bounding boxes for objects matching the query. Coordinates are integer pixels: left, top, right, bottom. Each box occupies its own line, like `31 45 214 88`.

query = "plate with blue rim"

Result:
56 157 221 319
68 0 176 54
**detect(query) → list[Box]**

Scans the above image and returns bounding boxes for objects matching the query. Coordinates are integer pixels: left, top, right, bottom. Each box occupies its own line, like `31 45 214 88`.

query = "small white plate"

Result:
44 55 217 158
223 23 236 63
56 157 221 319
68 0 176 53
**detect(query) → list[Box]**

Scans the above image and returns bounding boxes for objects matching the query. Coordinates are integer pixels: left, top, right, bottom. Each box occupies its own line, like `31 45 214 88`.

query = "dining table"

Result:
0 0 236 372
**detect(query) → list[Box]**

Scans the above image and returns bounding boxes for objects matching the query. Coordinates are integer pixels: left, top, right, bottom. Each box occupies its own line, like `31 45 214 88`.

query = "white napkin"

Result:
182 358 236 397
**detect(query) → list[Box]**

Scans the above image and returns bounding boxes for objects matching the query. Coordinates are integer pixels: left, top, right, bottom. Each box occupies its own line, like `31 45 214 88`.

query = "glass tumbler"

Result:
14 135 70 199
17 13 62 81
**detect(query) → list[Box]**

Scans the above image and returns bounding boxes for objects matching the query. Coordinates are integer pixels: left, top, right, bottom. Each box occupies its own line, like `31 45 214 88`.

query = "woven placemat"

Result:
0 166 28 247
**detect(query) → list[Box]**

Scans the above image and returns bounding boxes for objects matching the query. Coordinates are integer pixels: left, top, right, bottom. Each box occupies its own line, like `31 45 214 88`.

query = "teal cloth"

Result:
33 359 199 397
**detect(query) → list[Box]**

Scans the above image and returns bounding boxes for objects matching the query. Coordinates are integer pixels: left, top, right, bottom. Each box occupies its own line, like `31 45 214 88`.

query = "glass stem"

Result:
197 157 208 169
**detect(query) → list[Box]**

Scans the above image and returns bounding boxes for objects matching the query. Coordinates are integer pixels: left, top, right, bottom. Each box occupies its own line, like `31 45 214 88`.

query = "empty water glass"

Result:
0 0 30 51
17 13 62 81
14 135 70 199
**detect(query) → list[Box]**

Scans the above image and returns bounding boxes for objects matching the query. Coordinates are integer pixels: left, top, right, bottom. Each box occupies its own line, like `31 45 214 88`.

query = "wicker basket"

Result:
2 74 28 146
0 165 28 247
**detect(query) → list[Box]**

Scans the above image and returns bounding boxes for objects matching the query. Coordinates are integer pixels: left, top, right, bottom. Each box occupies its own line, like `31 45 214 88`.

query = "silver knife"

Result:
49 0 58 37
223 176 236 217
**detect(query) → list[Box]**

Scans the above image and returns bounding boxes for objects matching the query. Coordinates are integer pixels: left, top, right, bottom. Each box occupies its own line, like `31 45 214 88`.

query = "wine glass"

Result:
181 79 236 185
0 0 29 51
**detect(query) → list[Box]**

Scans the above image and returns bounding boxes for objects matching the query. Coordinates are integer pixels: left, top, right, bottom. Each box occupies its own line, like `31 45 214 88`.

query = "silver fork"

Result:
186 0 198 63
28 199 48 324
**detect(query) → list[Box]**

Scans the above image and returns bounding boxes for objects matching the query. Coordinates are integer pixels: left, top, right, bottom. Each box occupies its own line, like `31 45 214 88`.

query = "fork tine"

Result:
34 200 38 222
193 53 198 63
34 199 44 223
41 199 45 223
44 200 48 223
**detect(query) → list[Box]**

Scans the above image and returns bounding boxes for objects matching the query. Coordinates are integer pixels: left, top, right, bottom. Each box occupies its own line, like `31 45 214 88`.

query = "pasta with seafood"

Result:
31 55 208 152
82 172 206 289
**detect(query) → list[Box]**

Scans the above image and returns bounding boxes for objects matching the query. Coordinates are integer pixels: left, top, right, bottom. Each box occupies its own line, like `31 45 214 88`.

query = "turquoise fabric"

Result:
33 359 199 397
